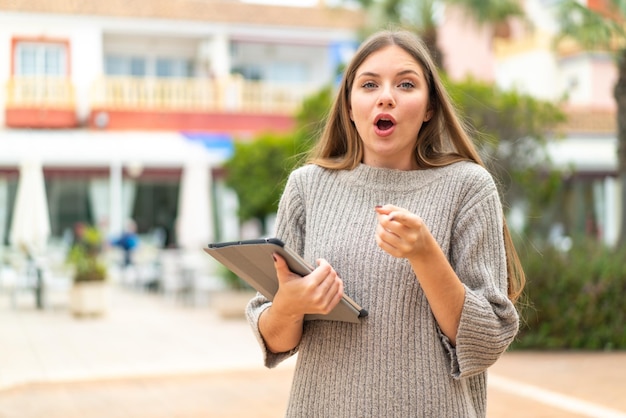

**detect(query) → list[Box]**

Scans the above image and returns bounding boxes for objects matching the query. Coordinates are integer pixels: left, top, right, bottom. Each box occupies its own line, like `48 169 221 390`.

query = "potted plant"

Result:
67 223 109 317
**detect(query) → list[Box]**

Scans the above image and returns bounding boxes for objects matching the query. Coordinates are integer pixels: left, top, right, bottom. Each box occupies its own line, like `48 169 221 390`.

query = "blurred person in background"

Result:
111 219 139 268
246 29 525 417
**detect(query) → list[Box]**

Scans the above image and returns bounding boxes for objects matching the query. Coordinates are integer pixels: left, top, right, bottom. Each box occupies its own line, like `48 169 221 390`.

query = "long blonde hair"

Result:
307 29 525 303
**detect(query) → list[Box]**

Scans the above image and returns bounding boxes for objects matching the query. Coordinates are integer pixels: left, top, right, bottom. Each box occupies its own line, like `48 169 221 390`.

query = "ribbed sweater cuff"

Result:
246 295 298 369
451 285 518 378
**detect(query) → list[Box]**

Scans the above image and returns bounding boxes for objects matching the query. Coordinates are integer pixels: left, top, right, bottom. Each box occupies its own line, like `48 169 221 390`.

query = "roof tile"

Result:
0 0 365 29
559 107 616 135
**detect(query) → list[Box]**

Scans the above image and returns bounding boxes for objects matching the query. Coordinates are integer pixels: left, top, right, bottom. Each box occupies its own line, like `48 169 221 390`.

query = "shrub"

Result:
513 239 626 350
224 133 299 231
66 224 107 283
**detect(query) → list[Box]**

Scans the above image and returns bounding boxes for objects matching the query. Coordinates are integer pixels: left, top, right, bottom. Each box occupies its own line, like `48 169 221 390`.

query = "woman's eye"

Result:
399 81 415 89
362 81 377 89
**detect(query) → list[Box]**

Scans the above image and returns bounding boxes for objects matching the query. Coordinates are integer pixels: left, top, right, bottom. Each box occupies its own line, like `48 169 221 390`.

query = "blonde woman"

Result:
247 29 524 417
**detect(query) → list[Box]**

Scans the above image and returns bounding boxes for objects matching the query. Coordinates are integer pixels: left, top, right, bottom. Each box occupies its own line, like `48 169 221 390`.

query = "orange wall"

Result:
6 108 77 128
88 109 296 137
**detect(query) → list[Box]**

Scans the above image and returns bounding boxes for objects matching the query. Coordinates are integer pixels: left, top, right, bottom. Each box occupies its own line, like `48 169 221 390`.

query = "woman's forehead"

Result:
355 45 424 78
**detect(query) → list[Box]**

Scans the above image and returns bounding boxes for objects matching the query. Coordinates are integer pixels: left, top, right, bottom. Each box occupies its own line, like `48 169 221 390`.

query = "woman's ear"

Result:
424 107 433 122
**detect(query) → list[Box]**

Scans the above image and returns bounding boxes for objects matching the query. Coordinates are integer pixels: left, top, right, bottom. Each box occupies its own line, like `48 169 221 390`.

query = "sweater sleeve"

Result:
444 172 519 379
245 169 306 369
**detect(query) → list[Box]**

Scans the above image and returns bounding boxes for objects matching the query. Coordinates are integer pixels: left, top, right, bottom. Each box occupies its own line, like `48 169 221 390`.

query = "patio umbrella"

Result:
176 160 214 250
9 159 51 309
10 159 51 254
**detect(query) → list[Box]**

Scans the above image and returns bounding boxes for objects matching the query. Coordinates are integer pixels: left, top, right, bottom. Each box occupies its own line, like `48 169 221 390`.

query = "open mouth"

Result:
376 119 394 131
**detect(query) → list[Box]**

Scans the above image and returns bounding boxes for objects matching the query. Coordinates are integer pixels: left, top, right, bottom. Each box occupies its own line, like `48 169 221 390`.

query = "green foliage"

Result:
445 76 566 239
510 168 564 240
352 0 524 28
513 240 626 350
67 225 107 283
445 0 524 24
556 0 625 52
445 76 565 156
295 85 333 146
224 134 301 226
68 249 107 283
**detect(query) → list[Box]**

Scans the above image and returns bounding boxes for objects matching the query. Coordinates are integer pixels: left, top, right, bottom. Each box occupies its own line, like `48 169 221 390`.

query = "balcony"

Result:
5 76 77 129
88 76 313 134
4 75 316 135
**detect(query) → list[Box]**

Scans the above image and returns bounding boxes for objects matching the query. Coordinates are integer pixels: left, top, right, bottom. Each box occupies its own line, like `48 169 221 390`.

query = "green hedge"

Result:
512 240 626 350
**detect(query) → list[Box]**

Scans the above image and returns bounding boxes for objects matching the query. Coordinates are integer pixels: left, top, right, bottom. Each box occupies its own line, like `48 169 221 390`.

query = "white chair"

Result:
159 249 192 303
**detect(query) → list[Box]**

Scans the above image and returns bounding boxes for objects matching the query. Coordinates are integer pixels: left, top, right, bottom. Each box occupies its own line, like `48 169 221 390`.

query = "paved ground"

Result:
1 286 625 418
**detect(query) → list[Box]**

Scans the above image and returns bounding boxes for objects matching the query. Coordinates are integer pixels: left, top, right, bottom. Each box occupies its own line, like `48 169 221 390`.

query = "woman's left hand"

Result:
375 204 464 345
375 204 433 260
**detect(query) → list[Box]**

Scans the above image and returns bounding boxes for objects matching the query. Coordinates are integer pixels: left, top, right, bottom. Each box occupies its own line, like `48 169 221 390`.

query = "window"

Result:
130 57 147 76
155 58 192 78
105 55 191 77
231 65 262 81
14 42 67 76
105 55 147 76
268 62 307 83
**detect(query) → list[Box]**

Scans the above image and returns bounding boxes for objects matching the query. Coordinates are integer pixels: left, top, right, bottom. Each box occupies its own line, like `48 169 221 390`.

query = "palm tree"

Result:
556 0 626 245
351 0 524 68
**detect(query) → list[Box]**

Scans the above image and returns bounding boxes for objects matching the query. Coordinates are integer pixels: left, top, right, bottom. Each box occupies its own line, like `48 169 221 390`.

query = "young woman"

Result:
246 29 524 417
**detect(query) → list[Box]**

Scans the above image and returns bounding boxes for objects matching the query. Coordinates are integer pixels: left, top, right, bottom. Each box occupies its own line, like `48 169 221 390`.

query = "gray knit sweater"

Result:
246 161 519 418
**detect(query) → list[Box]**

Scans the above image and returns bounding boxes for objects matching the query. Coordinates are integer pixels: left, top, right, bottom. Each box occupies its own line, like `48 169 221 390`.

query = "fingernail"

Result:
389 216 395 222
375 205 382 209
272 254 277 262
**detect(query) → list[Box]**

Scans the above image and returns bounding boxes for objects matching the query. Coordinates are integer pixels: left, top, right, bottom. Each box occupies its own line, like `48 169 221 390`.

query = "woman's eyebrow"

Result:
356 69 421 79
356 71 379 79
397 69 421 77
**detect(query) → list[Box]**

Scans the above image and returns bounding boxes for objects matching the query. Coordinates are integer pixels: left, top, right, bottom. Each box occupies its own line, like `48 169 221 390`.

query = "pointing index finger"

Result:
387 210 413 227
375 204 399 215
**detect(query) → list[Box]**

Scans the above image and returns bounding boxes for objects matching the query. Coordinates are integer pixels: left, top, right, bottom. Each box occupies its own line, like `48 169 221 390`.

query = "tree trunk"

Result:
614 49 626 246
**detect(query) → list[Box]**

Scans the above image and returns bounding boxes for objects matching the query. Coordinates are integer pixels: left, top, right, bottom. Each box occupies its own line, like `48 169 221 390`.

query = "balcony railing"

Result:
90 76 316 114
4 75 317 115
6 76 75 108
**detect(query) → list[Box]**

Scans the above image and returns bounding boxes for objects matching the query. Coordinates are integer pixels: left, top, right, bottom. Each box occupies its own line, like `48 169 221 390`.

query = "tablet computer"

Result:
204 237 367 323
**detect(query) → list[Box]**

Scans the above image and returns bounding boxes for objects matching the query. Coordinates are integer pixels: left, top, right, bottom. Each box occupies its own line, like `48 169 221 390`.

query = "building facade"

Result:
1 0 619 253
0 0 363 249
440 0 620 246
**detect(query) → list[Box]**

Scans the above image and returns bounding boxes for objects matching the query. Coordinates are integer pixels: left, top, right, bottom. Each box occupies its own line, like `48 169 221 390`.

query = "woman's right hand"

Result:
270 253 344 319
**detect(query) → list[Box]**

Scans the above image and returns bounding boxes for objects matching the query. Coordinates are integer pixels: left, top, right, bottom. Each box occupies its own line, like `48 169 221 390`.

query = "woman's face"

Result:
350 45 432 170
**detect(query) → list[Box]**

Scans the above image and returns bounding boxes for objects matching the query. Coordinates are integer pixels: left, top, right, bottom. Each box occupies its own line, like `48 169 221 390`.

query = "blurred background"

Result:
0 0 624 416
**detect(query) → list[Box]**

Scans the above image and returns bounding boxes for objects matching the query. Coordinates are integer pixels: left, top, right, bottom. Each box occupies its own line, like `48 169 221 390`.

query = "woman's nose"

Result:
378 86 396 108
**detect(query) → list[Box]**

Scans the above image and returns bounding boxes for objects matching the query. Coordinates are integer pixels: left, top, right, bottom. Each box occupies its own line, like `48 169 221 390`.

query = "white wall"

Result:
495 47 562 101
71 26 103 123
493 1 563 101
559 53 617 109
199 33 231 78
559 54 593 105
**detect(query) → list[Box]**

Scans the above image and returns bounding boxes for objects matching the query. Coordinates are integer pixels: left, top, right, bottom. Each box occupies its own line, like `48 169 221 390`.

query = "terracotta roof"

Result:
558 107 616 135
0 0 365 30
